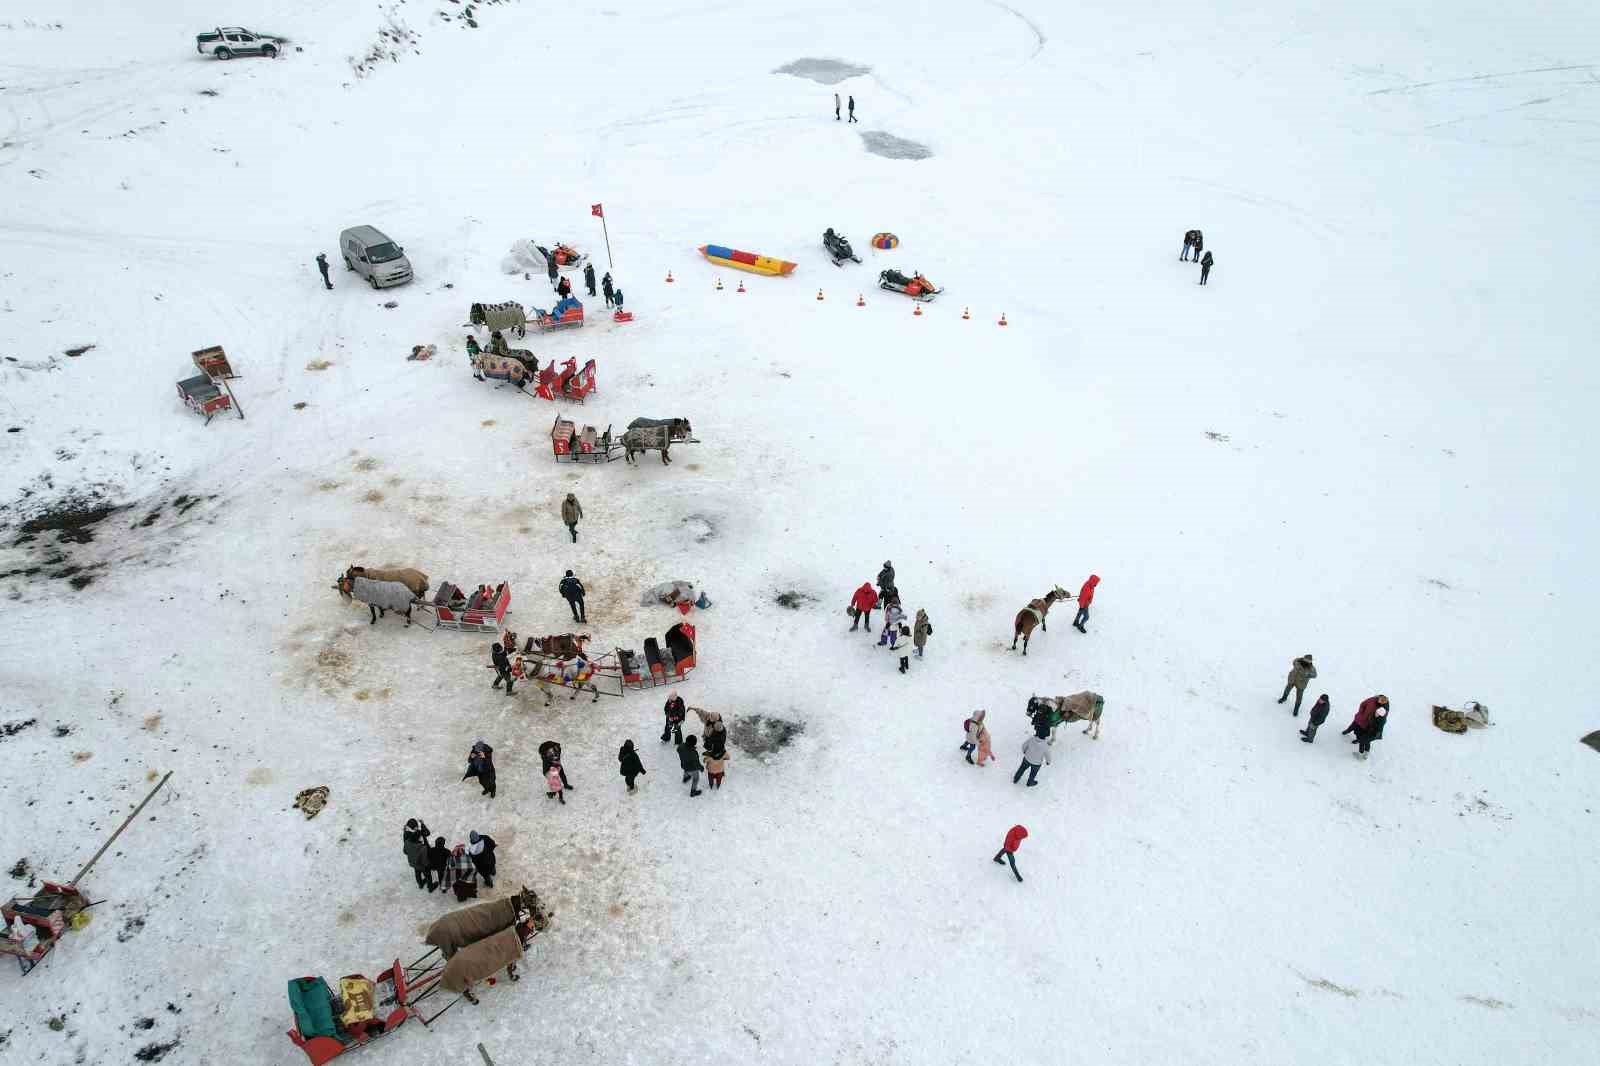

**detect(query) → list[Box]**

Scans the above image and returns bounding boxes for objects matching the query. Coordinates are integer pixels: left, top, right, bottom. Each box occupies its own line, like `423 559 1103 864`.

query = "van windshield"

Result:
366 242 402 263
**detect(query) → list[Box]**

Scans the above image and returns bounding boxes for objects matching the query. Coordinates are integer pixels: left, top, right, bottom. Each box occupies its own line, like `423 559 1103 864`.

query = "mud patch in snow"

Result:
729 715 804 758
772 58 870 85
860 131 932 160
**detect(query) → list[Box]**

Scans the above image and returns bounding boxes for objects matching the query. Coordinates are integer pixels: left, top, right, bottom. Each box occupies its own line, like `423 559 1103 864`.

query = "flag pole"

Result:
594 205 614 270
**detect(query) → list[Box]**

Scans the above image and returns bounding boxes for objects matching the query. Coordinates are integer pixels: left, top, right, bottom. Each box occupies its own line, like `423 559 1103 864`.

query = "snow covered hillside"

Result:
2 1 1598 1063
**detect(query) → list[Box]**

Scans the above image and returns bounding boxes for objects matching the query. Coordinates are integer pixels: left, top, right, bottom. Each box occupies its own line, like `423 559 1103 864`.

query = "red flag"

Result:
591 203 604 218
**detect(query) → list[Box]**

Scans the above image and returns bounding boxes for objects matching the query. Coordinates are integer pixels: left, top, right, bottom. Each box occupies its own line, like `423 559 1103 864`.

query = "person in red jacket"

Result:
849 582 879 633
1341 694 1389 759
1073 574 1099 633
992 824 1028 882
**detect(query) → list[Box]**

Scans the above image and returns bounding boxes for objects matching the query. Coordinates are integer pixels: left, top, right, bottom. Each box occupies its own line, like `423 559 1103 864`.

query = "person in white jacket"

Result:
1014 734 1050 787
961 710 986 764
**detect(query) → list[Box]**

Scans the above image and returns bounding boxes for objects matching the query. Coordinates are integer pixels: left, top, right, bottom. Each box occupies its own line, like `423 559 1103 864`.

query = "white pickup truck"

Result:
195 27 286 60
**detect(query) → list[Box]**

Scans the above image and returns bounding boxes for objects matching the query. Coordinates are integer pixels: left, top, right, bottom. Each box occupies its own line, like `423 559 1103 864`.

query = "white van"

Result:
339 226 413 289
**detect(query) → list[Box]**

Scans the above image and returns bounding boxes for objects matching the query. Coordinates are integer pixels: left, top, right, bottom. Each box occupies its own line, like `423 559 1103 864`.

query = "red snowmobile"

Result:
878 268 941 301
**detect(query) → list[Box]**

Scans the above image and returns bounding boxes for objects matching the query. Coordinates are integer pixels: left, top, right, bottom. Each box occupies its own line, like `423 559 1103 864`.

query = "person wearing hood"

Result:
490 642 514 694
1073 574 1100 633
677 735 704 796
463 740 496 798
960 711 984 763
425 836 451 893
1014 733 1050 786
545 764 566 805
849 582 879 632
661 693 687 745
993 824 1028 883
879 599 906 647
583 261 597 297
1342 695 1390 759
1299 694 1331 743
975 713 995 767
618 739 647 792
561 493 583 543
403 818 432 890
315 252 333 290
539 739 573 791
602 272 615 307
1199 250 1214 285
877 561 895 596
1279 655 1317 715
467 831 497 888
912 609 932 659
559 570 586 623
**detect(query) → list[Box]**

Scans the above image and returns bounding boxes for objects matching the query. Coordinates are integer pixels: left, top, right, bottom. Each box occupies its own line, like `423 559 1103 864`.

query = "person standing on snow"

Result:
1341 694 1389 759
315 252 333 290
834 91 841 120
546 253 559 285
890 622 913 673
961 711 984 763
848 95 858 123
467 831 497 888
677 734 705 797
612 287 625 310
583 261 597 297
877 561 896 597
992 824 1028 883
545 763 567 805
1278 655 1317 715
540 739 574 791
1073 574 1100 632
912 609 932 659
704 747 728 790
974 712 995 767
849 582 879 632
490 642 515 695
1014 733 1050 786
661 693 687 745
696 708 728 759
1299 694 1331 743
403 818 431 890
602 272 615 308
559 569 586 623
561 492 583 543
425 836 450 893
1181 229 1203 262
1200 251 1214 285
879 599 906 648
463 740 497 798
618 739 647 792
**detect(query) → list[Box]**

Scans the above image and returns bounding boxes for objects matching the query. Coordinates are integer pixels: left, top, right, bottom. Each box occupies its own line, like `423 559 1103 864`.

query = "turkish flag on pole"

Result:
591 203 604 218
592 204 613 268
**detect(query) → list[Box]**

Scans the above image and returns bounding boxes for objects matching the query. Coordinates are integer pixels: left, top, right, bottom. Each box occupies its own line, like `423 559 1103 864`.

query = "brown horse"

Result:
1011 586 1069 655
523 634 591 658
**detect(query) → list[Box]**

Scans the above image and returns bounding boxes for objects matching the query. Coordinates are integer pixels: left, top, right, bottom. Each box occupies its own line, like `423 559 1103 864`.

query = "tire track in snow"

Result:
985 0 1046 61
1368 63 1599 96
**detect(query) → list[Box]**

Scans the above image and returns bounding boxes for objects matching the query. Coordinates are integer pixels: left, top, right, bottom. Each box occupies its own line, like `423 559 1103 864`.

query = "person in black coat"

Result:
583 262 597 297
559 570 586 623
1300 694 1331 743
425 836 450 892
540 739 573 791
602 272 614 308
546 253 559 283
877 560 895 596
490 643 514 694
403 818 431 889
468 831 497 888
315 252 333 290
463 740 496 798
661 694 687 745
612 287 625 310
618 739 646 792
677 735 704 797
556 275 572 299
1199 251 1214 285
1181 229 1203 261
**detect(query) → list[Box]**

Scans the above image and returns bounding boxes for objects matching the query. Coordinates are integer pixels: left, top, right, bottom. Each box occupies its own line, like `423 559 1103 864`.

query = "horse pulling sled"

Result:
469 302 527 338
511 622 697 702
622 417 697 465
288 889 549 1064
334 567 510 633
176 344 244 424
3 772 171 975
551 415 620 462
469 343 598 405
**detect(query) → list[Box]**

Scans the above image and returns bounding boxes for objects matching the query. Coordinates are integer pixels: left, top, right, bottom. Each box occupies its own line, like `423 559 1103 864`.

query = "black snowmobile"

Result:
823 228 861 266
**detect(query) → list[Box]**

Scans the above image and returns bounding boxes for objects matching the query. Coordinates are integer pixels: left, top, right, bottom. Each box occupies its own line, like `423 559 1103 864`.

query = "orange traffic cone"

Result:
998 312 1008 326
961 306 971 320
737 280 746 293
913 304 923 317
816 288 824 301
665 270 674 283
715 277 723 291
855 293 865 307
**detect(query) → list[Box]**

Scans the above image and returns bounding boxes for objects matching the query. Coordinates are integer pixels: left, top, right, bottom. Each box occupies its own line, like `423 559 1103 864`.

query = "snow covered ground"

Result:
2 1 1598 1063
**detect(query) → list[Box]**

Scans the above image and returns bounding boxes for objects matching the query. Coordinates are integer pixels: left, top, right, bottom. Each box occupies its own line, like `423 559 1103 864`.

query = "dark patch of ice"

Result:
730 715 804 757
860 131 932 160
773 58 871 85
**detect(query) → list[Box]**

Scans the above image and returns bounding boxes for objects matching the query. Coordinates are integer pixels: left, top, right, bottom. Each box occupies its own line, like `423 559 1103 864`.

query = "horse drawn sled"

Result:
288 889 548 1063
334 567 510 633
468 338 598 405
469 301 527 338
510 622 697 702
878 268 941 301
3 772 171 975
176 344 244 424
621 417 696 465
551 415 620 462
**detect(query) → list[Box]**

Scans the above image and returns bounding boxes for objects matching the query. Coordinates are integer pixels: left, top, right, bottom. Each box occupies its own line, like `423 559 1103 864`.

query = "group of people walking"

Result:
1276 654 1390 759
403 819 498 899
848 561 932 673
832 92 859 123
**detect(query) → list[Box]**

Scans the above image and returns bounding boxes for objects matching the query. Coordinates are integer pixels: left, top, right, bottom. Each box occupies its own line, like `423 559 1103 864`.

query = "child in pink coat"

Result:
975 717 995 766
545 765 566 805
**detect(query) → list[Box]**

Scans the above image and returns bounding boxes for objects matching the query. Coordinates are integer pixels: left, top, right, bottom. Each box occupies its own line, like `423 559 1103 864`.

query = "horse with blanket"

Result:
425 887 549 1005
622 416 693 466
334 565 429 625
1027 691 1106 741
